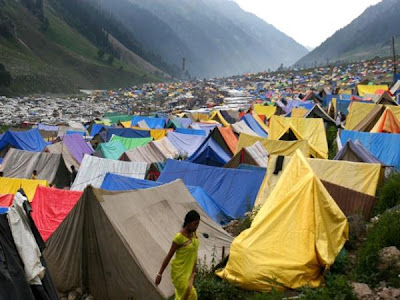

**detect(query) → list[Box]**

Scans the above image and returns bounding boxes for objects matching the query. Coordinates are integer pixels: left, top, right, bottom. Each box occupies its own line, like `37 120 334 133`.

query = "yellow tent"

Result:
120 121 131 128
0 177 49 201
236 133 310 157
345 102 400 130
291 107 308 118
208 111 230 127
255 155 381 207
251 112 269 134
357 85 388 97
269 115 328 159
253 105 276 118
217 151 348 291
129 127 171 140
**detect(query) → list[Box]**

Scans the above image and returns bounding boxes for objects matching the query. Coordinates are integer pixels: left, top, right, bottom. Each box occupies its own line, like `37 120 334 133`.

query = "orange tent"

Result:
371 108 400 133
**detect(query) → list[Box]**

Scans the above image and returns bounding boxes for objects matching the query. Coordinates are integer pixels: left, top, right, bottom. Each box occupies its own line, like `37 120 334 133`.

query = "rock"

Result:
378 288 391 300
82 296 94 300
378 246 400 272
392 288 400 298
352 282 373 299
68 291 78 300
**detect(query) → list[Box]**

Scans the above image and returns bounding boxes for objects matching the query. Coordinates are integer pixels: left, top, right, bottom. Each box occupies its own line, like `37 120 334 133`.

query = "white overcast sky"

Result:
233 0 382 48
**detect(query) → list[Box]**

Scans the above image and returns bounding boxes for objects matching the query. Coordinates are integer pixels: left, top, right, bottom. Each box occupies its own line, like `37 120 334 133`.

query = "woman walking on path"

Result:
155 210 200 300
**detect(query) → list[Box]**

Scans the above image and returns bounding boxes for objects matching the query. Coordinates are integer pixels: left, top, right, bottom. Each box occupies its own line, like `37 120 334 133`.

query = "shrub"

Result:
300 274 356 300
374 172 400 216
355 210 400 287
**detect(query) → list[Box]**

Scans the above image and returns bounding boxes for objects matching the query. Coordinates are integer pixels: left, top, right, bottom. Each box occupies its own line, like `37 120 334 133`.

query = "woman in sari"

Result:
155 210 200 300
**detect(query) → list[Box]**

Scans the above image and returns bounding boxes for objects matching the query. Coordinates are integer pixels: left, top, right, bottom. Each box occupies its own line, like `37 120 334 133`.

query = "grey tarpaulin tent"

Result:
44 180 232 300
0 148 70 187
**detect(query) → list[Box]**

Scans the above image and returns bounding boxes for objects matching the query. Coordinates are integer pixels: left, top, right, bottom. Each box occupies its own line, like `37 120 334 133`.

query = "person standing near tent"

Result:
31 170 38 180
155 210 200 300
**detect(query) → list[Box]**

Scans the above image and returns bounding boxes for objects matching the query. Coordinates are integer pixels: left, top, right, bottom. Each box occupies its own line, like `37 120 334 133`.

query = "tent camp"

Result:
225 141 269 168
255 155 382 207
0 149 70 187
71 154 148 190
45 134 94 172
158 159 265 219
0 177 49 200
217 151 348 291
236 133 311 157
104 128 151 142
0 129 47 157
31 186 83 241
45 181 232 300
166 132 206 157
186 135 231 167
131 116 166 129
340 130 400 169
268 115 328 158
101 173 231 224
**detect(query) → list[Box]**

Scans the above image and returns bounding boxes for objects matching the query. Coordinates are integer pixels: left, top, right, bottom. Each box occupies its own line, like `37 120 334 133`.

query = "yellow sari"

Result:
171 232 199 300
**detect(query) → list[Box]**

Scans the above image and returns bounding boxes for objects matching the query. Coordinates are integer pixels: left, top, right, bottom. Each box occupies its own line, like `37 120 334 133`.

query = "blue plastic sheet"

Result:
101 173 230 224
0 207 8 214
131 116 166 129
38 124 59 132
90 124 107 136
187 136 231 167
105 128 151 142
242 114 268 137
0 129 47 152
340 130 400 169
173 118 192 128
175 128 207 136
158 160 266 219
167 132 206 157
66 130 85 136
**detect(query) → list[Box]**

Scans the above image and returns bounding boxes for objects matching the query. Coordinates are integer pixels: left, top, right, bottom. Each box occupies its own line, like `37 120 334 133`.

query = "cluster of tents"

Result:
0 78 399 299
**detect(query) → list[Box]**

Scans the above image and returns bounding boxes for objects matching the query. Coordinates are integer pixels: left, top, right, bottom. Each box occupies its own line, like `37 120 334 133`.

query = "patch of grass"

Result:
300 274 356 300
374 172 400 216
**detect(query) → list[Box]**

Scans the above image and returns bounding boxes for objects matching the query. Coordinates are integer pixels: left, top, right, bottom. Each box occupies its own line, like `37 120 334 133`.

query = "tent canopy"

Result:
217 151 348 291
225 141 269 169
0 177 48 201
166 132 206 157
131 116 166 129
158 159 265 219
186 135 231 167
0 129 47 156
268 115 328 159
334 140 385 165
45 181 232 300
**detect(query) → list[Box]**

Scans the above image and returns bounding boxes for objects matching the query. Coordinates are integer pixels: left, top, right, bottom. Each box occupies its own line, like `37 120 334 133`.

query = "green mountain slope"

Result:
296 0 400 67
0 0 163 95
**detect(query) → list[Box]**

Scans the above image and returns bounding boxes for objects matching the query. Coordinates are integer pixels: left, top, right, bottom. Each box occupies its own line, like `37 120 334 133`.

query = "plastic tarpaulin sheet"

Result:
357 85 388 97
38 124 59 132
225 141 269 168
153 137 179 159
212 127 238 155
209 111 230 127
269 115 328 159
253 105 276 118
96 140 127 160
0 177 49 201
166 132 206 157
171 117 192 128
90 124 107 137
101 173 230 224
66 131 85 136
158 160 265 219
334 140 385 165
340 130 400 169
120 143 166 163
0 148 70 187
131 116 166 129
0 129 47 153
45 182 232 300
105 128 151 142
190 122 220 135
236 133 311 157
291 107 308 118
175 128 207 136
109 135 153 150
31 186 83 242
186 136 231 167
255 155 381 207
370 108 400 133
217 151 348 291
242 114 268 137
231 120 259 137
105 114 132 124
71 154 148 191
62 134 94 164
0 194 13 207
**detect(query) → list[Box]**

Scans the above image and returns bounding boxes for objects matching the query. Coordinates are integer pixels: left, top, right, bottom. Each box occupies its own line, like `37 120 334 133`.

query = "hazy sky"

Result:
234 0 382 48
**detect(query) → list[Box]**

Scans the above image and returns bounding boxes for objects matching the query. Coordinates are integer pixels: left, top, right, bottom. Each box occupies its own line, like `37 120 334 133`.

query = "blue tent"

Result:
167 132 206 157
0 207 8 214
175 128 207 136
66 130 85 136
186 136 231 167
158 160 266 219
0 129 47 153
340 130 400 169
105 128 151 142
101 173 230 224
242 114 268 137
172 117 192 128
131 116 166 129
90 124 108 136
